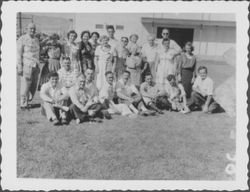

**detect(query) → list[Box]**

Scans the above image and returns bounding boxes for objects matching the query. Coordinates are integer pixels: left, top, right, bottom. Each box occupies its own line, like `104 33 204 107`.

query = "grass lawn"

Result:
17 59 235 180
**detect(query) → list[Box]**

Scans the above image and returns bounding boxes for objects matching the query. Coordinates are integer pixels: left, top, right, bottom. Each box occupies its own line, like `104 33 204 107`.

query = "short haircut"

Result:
106 25 115 31
48 72 59 79
49 33 60 40
162 28 170 33
121 36 129 42
162 38 170 44
129 34 139 41
77 74 86 80
184 41 194 52
145 72 153 78
91 31 100 38
198 66 208 73
99 35 109 42
105 71 113 76
167 74 176 82
80 30 91 39
62 56 71 61
67 30 77 40
124 70 131 76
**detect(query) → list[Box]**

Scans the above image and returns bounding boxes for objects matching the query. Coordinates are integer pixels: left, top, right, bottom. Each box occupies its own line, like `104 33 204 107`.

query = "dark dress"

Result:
178 53 196 98
79 41 94 72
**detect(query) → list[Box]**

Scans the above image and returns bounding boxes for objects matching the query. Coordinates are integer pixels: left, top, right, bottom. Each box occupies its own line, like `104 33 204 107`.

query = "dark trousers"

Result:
189 91 221 113
155 95 172 110
70 103 103 122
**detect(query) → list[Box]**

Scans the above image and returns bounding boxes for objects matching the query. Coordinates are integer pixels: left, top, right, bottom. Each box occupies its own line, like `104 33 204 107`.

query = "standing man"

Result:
17 23 40 110
141 34 158 82
106 25 119 52
158 28 182 53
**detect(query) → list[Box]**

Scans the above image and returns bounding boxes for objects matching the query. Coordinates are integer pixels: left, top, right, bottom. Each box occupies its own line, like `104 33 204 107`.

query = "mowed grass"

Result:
17 59 235 180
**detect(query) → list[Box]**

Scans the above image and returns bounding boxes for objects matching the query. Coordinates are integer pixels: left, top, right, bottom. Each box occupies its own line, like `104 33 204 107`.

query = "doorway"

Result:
157 27 194 49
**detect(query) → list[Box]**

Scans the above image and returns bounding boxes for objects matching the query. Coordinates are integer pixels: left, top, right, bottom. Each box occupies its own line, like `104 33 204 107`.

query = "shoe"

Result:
144 110 156 116
157 110 164 114
61 118 68 125
139 110 148 116
53 119 60 126
76 119 81 124
103 111 112 120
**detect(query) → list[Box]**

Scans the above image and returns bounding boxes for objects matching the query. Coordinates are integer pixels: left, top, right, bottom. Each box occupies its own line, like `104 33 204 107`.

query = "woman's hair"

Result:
183 41 194 52
91 31 100 38
67 30 77 40
99 35 109 42
162 38 170 44
129 34 139 41
80 30 91 39
167 74 176 82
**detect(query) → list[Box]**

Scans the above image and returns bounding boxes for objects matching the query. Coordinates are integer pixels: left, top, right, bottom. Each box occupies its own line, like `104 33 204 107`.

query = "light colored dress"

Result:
95 45 116 90
156 49 177 87
126 55 142 87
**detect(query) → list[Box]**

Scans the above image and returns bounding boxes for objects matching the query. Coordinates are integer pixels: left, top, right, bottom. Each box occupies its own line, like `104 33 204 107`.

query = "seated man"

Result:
84 68 111 119
99 71 135 117
116 70 153 115
140 73 170 114
165 74 190 113
188 66 221 113
57 56 79 90
40 72 69 125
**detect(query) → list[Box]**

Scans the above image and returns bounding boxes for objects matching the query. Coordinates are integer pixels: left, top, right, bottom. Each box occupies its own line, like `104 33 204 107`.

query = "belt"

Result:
127 67 136 70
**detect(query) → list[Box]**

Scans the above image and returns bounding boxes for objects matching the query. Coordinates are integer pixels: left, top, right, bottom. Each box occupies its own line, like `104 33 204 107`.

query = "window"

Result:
116 25 124 30
95 24 104 29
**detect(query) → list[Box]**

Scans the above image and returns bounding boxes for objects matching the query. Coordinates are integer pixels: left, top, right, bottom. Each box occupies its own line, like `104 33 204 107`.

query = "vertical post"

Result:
18 12 22 37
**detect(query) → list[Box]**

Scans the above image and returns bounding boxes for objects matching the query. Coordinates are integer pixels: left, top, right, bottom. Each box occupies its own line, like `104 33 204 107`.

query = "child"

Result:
40 72 69 125
165 74 190 113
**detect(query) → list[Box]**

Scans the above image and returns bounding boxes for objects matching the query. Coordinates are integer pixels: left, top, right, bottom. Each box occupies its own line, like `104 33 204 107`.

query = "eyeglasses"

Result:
122 40 128 42
162 33 169 35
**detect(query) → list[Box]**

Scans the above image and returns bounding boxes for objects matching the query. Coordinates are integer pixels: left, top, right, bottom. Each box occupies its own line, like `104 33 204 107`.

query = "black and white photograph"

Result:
1 1 248 191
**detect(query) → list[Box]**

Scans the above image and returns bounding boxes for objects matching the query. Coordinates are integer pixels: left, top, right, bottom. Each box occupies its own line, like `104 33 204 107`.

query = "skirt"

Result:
181 68 193 98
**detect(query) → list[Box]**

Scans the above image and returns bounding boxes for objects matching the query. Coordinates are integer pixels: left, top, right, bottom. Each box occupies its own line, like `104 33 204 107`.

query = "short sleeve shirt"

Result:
193 76 214 96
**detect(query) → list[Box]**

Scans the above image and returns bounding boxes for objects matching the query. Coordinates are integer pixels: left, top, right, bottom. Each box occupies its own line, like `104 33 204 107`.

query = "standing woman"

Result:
62 30 81 74
79 30 94 72
94 35 117 90
46 33 62 72
115 37 129 81
155 38 179 88
177 42 196 98
89 32 100 53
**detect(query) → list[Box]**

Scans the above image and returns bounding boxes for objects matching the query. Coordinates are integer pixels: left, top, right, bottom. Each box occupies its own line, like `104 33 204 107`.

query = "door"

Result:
157 27 194 49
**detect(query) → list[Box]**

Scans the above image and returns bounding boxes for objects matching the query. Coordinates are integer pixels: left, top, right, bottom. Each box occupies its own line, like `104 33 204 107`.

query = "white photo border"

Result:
1 1 249 191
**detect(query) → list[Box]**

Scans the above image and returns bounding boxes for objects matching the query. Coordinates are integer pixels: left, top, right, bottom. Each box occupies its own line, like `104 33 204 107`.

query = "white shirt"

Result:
99 81 116 102
141 43 158 63
192 76 214 97
40 82 66 103
116 78 139 97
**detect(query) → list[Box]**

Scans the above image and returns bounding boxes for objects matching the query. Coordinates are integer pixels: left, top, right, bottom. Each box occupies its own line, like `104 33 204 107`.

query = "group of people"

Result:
17 23 223 126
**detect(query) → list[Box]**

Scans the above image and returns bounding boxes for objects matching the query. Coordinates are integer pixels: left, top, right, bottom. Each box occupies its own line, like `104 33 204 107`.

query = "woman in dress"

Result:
79 30 94 72
126 44 142 87
89 31 100 53
94 35 117 90
62 30 81 74
177 42 196 98
155 38 179 88
45 33 62 72
115 37 129 81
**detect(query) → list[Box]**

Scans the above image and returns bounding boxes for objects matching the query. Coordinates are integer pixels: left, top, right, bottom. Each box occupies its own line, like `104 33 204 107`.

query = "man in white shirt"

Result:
141 34 158 82
40 72 69 125
189 66 221 113
99 71 134 117
106 25 119 53
157 28 182 53
116 71 153 115
17 23 40 109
